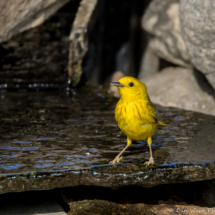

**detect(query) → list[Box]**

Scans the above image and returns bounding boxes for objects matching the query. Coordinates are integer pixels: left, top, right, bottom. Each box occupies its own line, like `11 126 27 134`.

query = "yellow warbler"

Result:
110 76 166 166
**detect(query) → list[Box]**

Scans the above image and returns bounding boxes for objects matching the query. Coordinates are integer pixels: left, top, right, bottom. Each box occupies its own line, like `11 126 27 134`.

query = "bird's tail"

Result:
158 121 167 126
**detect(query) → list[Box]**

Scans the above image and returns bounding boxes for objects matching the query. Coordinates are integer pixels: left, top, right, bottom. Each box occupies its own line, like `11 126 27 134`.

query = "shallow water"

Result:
0 85 215 193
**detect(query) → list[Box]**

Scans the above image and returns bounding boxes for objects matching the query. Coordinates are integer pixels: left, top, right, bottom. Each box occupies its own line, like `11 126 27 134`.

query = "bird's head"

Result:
110 76 148 101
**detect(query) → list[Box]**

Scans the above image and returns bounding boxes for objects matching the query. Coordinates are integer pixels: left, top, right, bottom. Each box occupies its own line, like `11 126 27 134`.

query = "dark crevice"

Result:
0 189 68 212
1 179 215 213
82 0 153 86
193 68 215 101
61 180 215 208
159 58 178 71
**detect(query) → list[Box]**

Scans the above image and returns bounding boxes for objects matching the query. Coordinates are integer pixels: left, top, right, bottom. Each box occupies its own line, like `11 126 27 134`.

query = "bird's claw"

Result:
144 157 154 166
109 156 123 166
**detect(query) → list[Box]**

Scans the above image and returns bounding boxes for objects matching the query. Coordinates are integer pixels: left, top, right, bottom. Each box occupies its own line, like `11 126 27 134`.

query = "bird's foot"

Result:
109 156 123 166
144 156 154 166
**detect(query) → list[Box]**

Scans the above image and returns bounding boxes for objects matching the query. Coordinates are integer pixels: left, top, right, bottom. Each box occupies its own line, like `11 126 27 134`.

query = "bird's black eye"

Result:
129 82 134 87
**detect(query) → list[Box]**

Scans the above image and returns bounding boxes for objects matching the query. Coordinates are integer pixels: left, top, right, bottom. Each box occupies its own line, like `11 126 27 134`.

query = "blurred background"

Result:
0 0 215 115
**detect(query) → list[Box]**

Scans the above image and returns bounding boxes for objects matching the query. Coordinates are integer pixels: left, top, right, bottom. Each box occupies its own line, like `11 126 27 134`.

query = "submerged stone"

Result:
0 84 215 194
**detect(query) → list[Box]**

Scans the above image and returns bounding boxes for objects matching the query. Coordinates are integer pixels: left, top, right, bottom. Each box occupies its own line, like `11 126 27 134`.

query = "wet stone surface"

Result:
0 85 215 194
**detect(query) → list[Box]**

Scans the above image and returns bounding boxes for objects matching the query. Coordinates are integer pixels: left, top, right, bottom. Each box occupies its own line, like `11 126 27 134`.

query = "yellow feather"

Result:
158 121 167 126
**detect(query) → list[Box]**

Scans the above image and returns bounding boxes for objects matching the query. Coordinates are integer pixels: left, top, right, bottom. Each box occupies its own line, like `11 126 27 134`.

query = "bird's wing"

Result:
146 103 158 124
138 101 167 126
136 101 158 124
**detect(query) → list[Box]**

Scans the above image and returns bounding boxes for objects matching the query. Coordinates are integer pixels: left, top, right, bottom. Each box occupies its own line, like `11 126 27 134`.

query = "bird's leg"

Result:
109 145 129 165
144 137 154 166
110 136 132 165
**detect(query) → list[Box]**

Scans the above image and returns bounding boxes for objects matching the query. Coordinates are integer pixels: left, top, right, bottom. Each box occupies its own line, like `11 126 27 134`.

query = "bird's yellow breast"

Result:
115 100 157 141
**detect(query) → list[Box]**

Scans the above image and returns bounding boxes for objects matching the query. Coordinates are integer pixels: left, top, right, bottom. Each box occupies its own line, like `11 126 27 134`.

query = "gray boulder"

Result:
142 0 191 67
180 0 215 90
0 0 70 43
140 67 215 116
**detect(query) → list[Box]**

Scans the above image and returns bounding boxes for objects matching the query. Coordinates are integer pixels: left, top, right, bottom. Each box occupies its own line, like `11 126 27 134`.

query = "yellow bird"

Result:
110 76 166 166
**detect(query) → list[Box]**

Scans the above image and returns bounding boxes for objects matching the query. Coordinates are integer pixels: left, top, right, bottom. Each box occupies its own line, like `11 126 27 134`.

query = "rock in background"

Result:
142 0 191 68
140 67 215 115
180 0 215 91
109 71 124 97
68 0 98 86
141 0 215 115
0 0 80 85
0 0 71 43
138 43 160 80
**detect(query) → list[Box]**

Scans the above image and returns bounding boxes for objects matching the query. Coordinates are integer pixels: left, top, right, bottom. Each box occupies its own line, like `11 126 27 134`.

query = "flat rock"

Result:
69 200 154 215
140 67 215 115
0 85 215 194
69 199 215 215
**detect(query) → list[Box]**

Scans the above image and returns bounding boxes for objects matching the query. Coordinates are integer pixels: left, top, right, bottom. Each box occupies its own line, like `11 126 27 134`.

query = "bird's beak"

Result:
110 82 124 87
